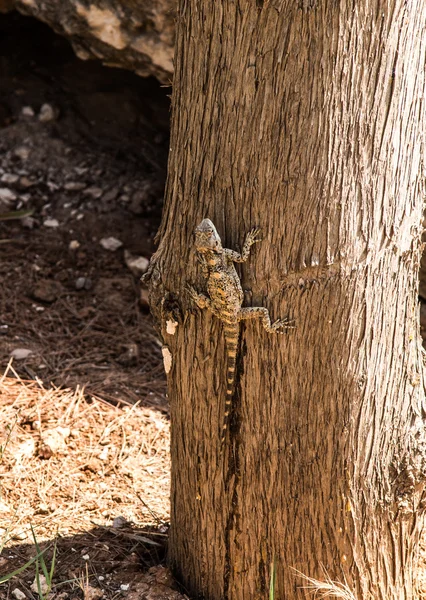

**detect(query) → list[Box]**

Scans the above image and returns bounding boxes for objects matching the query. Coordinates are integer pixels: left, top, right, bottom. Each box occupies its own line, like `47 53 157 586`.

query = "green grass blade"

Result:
0 209 34 221
48 540 57 582
30 526 49 582
269 558 276 600
0 549 47 583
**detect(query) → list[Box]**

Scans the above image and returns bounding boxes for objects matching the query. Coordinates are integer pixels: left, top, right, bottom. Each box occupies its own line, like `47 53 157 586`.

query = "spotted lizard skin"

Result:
188 219 294 445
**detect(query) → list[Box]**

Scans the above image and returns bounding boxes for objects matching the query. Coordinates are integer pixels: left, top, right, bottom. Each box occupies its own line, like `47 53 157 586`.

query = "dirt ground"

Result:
1 9 426 600
0 11 169 407
0 11 181 600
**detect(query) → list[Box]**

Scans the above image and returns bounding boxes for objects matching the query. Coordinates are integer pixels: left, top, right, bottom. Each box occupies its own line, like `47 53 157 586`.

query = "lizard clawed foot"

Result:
271 317 296 333
246 227 263 246
186 284 200 301
196 253 208 268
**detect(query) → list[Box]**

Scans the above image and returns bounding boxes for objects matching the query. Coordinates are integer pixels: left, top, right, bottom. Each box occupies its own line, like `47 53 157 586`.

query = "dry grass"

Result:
292 567 358 600
0 363 170 544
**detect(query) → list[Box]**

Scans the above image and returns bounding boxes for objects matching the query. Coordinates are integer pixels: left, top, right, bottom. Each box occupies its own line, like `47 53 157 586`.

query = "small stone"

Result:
75 277 91 290
21 106 35 117
0 188 17 202
129 189 149 215
102 187 118 203
112 516 127 528
75 277 85 290
0 324 8 335
120 584 129 592
30 575 48 595
11 349 32 360
19 176 36 189
39 427 70 459
124 250 149 277
38 103 58 123
84 586 103 600
1 173 19 184
74 166 88 175
21 216 36 229
12 589 26 600
69 240 80 250
83 187 103 199
14 146 30 160
32 279 63 303
82 554 90 561
64 181 86 191
100 237 123 251
43 218 59 228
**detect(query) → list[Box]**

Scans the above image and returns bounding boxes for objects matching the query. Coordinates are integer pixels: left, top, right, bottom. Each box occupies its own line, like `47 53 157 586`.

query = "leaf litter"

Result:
0 366 187 600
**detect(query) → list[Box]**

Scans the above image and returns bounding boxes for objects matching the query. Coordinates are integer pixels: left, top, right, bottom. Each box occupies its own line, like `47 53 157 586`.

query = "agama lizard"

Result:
188 218 294 445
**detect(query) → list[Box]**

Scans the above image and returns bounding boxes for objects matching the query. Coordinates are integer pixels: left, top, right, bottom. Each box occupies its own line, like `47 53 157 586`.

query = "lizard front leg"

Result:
224 227 262 263
238 306 295 333
196 252 209 280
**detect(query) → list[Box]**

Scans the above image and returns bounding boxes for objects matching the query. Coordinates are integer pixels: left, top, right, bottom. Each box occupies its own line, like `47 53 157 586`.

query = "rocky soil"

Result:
0 11 169 405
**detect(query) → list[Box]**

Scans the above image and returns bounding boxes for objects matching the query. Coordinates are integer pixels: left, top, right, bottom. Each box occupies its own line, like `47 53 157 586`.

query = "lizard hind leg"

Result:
186 285 211 310
238 306 295 333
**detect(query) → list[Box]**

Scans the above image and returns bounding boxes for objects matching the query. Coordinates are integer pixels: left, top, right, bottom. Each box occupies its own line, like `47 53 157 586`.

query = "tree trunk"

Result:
144 1 426 598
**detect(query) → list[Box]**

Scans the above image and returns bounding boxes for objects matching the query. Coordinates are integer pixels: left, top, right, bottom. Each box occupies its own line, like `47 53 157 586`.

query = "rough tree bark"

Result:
144 1 426 598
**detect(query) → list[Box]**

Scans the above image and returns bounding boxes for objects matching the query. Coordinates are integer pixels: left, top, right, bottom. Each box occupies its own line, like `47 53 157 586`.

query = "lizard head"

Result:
194 219 222 253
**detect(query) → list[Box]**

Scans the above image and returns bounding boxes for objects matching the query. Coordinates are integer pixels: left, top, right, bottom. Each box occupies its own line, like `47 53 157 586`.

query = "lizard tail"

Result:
221 323 240 445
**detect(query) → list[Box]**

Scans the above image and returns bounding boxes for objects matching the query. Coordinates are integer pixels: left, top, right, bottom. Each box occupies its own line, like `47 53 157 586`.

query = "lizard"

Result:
187 218 294 446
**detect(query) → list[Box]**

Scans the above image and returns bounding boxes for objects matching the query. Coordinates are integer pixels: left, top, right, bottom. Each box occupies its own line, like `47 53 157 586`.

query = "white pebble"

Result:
64 181 86 191
0 188 17 202
21 106 35 117
14 146 30 160
30 575 48 595
1 173 19 184
43 218 59 228
100 237 123 252
11 349 32 360
39 103 57 123
83 187 103 199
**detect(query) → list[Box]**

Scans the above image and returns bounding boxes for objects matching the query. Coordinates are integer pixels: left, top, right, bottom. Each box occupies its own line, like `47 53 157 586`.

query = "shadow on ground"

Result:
0 523 192 600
